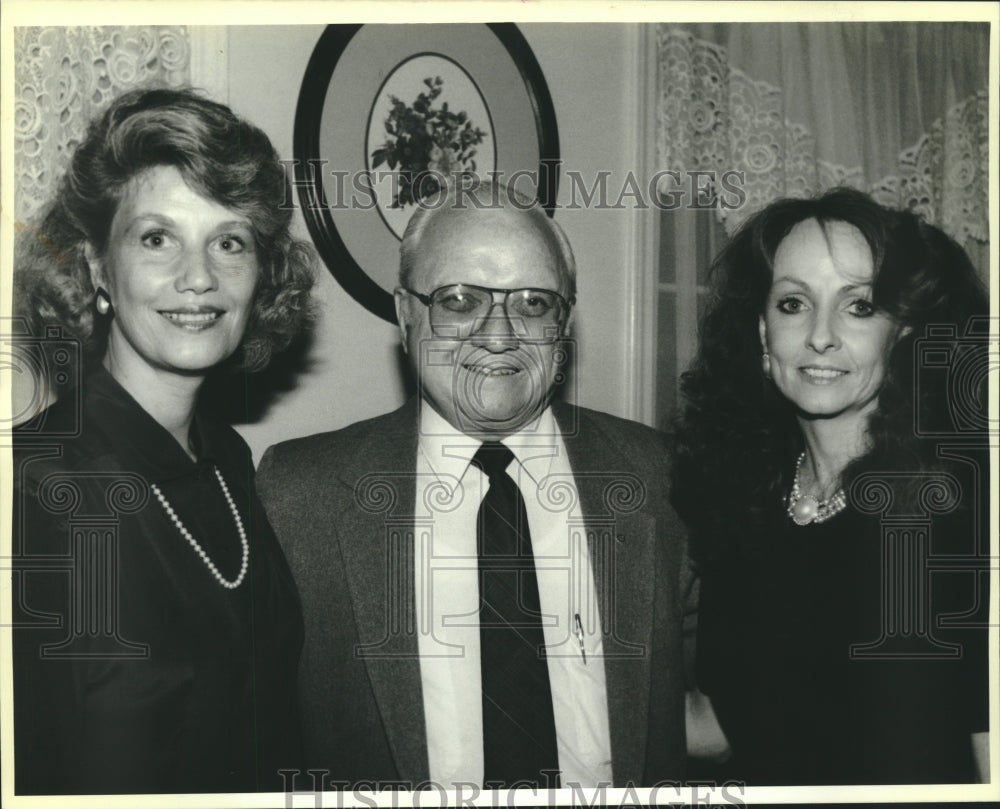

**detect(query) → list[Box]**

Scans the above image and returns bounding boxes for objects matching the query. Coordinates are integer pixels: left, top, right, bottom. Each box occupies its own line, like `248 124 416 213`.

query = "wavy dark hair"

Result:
15 86 315 373
670 188 988 564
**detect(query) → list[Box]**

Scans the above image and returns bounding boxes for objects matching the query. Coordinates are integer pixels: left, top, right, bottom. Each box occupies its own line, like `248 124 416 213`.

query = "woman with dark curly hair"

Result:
674 188 989 785
13 87 315 794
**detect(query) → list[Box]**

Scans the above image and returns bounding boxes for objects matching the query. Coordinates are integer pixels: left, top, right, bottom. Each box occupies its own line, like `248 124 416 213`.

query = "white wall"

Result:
223 24 647 464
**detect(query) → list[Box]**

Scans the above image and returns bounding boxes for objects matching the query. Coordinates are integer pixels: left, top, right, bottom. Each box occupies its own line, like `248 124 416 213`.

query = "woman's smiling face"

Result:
89 164 261 382
759 217 900 422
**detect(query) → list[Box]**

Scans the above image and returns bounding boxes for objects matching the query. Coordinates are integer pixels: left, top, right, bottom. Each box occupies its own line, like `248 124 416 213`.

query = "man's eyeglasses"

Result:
403 284 574 344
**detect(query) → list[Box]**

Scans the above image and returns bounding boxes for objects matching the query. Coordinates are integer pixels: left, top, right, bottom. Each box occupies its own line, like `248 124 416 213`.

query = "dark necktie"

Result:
472 441 559 788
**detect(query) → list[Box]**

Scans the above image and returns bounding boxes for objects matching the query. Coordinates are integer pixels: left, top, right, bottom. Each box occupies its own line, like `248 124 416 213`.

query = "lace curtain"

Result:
655 22 990 261
13 26 191 228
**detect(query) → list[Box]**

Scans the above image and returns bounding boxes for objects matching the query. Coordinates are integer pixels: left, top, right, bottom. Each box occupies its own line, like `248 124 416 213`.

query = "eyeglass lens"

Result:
428 285 566 341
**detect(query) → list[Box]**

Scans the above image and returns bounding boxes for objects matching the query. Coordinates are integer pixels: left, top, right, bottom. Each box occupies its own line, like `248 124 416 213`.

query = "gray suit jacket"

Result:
257 399 690 788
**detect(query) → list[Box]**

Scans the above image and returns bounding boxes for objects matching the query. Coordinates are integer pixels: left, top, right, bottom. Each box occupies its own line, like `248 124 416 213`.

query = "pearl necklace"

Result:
786 452 847 526
150 466 249 589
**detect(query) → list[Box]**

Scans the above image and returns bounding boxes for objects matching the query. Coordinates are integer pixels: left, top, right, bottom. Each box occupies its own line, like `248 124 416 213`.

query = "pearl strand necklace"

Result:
150 466 249 589
786 452 847 526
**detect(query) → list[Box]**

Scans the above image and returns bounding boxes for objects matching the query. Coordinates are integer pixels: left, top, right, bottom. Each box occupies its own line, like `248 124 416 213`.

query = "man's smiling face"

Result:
396 205 572 438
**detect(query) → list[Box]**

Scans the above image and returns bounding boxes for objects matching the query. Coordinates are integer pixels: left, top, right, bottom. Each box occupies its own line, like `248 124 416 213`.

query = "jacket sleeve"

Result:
12 464 112 793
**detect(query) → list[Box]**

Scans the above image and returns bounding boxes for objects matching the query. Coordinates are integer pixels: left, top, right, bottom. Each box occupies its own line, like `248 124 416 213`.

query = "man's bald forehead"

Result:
399 180 576 296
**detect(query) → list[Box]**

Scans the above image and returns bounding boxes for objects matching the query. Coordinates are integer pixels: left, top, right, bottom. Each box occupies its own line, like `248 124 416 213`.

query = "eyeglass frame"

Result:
400 283 575 344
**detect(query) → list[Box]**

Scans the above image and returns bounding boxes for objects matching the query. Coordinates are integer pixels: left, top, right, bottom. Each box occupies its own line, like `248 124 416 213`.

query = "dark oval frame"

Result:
294 23 561 324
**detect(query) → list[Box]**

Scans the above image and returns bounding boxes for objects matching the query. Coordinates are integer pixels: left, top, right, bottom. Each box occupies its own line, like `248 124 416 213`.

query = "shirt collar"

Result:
503 408 565 488
417 401 564 488
417 404 482 488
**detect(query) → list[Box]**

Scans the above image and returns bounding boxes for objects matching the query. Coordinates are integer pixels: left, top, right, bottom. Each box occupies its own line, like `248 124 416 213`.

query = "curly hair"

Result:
670 188 988 564
15 86 315 373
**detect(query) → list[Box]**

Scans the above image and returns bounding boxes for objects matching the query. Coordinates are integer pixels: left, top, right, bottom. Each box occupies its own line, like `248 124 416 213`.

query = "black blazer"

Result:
12 368 303 794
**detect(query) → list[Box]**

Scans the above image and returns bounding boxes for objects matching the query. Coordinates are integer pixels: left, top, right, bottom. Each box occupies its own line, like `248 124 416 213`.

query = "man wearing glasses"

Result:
258 181 690 793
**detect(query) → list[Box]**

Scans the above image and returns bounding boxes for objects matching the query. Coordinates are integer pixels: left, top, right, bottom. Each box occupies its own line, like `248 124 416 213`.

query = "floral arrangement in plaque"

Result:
370 76 488 209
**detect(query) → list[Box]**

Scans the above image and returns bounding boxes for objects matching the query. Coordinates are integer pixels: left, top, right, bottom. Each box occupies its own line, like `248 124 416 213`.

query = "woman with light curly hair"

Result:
13 86 315 794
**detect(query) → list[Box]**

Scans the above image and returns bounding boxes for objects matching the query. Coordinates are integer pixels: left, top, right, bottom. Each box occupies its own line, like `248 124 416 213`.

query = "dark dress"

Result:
12 367 303 794
696 468 989 785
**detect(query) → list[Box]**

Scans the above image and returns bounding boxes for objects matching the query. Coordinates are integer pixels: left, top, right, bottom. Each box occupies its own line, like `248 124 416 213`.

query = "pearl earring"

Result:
95 287 112 315
762 351 771 378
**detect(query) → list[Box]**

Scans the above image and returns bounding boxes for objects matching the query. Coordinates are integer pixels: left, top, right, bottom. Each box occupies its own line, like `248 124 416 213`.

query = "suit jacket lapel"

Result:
335 399 429 784
554 403 655 787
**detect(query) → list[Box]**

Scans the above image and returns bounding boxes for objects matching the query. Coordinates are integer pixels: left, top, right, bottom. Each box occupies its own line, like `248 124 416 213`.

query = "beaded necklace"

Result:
150 466 249 589
786 452 847 526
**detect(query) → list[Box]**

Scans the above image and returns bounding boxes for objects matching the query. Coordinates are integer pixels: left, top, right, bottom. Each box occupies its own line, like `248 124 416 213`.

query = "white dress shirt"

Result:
413 404 613 788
